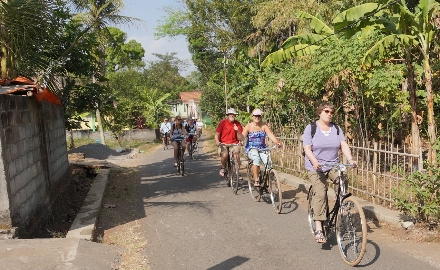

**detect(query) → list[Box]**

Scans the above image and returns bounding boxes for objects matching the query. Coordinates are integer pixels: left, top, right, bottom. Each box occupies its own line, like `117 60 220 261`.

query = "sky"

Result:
118 0 196 76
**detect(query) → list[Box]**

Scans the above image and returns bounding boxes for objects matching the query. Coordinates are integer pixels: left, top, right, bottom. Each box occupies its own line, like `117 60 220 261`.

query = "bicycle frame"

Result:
322 164 352 232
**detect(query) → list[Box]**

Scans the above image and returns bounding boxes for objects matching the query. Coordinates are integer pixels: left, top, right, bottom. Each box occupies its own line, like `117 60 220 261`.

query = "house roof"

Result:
179 91 202 103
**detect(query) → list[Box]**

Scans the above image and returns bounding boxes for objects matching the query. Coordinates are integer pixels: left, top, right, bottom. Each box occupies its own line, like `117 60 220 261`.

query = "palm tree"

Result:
0 0 62 79
68 0 141 145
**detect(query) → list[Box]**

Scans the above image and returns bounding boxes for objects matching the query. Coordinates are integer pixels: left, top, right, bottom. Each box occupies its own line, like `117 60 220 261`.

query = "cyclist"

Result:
185 119 198 156
303 102 357 243
160 118 171 146
171 116 187 167
241 109 280 187
215 108 244 177
196 118 204 136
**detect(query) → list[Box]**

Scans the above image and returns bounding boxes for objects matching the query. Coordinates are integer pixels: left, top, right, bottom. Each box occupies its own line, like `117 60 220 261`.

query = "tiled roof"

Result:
179 91 202 103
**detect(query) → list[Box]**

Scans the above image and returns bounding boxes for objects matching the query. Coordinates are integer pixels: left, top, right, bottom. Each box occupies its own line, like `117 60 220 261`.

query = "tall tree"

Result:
69 0 140 145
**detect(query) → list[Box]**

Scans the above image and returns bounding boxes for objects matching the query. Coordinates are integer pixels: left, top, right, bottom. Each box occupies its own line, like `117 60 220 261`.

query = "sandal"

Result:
219 168 226 177
238 175 243 180
254 181 260 187
314 230 327 243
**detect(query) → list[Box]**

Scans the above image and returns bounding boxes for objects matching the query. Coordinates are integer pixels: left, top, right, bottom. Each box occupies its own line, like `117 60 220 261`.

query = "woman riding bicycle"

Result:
242 109 280 187
302 102 356 243
171 116 187 167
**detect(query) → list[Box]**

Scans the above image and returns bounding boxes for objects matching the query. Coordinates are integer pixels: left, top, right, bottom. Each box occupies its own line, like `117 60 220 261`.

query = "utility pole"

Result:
223 53 227 112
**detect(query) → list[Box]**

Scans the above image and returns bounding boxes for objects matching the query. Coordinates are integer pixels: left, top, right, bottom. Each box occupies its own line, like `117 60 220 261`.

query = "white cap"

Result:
226 108 238 115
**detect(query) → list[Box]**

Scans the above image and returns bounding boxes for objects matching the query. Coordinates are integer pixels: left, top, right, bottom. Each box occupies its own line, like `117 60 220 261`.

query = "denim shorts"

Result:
247 149 268 166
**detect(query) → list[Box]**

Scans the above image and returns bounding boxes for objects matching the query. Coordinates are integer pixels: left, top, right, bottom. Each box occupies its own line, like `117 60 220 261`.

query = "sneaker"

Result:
219 168 226 177
173 163 178 167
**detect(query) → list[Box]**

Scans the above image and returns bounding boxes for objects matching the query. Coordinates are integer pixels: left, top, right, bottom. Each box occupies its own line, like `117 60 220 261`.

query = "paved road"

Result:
136 138 438 270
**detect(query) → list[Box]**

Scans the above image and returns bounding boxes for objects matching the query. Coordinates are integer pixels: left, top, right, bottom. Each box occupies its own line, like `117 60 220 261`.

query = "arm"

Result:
263 124 280 145
215 132 220 146
241 123 249 138
340 141 356 165
304 145 320 170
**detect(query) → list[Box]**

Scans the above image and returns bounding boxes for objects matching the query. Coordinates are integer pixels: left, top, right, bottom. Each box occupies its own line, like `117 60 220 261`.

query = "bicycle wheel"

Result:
247 161 260 201
192 142 198 160
268 170 282 213
179 148 185 176
230 159 239 194
163 136 166 150
307 186 317 237
336 197 367 266
176 148 181 173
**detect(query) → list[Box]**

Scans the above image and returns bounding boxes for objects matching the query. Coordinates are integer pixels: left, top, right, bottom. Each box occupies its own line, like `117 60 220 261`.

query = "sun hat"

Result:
226 108 238 115
252 109 263 116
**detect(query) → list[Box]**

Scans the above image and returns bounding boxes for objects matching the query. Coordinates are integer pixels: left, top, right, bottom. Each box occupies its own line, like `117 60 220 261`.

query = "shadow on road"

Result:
206 256 249 270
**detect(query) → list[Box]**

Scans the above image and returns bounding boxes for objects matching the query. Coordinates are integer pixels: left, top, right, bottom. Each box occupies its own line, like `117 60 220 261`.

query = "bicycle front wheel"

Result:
307 186 317 237
268 170 282 213
247 161 260 201
336 197 367 266
179 148 185 176
230 160 239 194
192 143 198 160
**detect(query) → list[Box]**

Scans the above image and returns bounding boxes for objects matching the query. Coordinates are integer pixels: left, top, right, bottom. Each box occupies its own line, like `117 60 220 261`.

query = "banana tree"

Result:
261 4 379 67
338 0 439 165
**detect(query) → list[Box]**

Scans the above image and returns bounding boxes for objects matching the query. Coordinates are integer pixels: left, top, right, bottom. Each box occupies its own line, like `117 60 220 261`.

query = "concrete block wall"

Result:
0 95 68 235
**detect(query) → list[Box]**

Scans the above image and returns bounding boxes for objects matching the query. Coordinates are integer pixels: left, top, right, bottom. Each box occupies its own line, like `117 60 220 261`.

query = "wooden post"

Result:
372 141 378 204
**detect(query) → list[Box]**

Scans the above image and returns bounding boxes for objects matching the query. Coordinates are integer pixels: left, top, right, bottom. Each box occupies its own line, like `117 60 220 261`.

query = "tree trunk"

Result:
407 59 421 167
423 58 437 165
96 108 106 145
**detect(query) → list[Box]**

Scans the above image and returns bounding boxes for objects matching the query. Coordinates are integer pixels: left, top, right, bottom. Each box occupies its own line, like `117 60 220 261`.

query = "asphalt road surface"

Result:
136 138 438 270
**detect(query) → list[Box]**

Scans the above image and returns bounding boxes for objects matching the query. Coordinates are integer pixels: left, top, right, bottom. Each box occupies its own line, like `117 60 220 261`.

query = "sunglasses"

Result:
323 109 334 115
253 115 262 118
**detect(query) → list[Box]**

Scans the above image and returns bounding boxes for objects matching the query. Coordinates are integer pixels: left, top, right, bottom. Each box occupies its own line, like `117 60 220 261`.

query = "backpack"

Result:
302 121 340 156
309 121 340 138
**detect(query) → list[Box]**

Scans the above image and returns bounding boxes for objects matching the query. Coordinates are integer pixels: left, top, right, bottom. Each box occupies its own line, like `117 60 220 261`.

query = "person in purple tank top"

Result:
303 102 357 244
242 109 280 187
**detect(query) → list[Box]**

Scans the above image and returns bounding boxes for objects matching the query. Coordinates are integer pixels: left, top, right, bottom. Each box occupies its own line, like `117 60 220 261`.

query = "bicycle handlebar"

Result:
219 143 241 147
249 144 279 152
320 163 356 171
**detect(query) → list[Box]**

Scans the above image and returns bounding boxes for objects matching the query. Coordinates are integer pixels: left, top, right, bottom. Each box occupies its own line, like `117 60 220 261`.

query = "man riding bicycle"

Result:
160 118 171 146
185 119 198 156
215 108 244 177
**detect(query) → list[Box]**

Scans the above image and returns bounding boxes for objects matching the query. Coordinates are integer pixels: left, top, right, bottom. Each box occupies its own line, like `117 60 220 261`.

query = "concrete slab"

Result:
0 238 122 270
66 169 110 240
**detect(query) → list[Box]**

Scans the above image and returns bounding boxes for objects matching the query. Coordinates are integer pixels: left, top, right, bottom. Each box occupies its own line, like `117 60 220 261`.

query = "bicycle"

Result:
175 138 185 176
307 163 367 266
187 133 198 160
162 132 170 150
220 143 241 194
246 145 282 214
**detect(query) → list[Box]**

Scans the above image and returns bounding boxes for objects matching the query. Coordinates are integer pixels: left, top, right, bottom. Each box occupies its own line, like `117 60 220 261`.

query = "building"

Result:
170 91 202 119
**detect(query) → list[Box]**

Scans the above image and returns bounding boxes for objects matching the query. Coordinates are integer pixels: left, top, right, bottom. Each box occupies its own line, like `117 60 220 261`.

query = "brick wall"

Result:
0 95 68 236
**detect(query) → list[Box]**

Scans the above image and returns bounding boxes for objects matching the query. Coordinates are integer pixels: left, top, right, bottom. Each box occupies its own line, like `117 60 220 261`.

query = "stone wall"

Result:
0 95 68 237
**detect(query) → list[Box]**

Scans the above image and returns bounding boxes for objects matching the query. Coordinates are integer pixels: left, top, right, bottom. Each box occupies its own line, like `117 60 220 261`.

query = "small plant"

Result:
392 161 440 222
